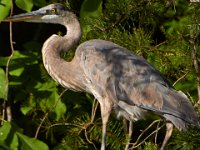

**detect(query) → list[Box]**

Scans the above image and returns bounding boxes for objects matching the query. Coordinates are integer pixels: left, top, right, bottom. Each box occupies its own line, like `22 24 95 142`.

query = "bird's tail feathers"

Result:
162 89 200 130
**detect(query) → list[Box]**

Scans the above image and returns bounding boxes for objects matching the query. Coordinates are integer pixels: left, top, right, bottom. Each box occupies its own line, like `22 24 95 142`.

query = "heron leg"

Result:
125 120 133 150
160 122 173 150
100 102 112 150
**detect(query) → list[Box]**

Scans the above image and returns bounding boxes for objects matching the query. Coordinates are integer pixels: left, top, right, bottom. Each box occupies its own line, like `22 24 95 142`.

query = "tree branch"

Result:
190 38 200 106
129 119 163 149
35 89 68 138
2 0 14 124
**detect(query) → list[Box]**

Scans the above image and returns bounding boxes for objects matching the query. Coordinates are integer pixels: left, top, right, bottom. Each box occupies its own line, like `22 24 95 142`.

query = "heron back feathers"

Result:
77 39 199 130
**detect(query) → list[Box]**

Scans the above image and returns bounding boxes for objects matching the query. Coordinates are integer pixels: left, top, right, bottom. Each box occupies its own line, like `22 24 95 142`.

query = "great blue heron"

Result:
4 3 199 150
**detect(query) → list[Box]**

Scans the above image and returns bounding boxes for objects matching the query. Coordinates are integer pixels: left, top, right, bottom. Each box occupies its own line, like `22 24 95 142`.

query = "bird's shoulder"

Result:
76 39 171 95
76 39 169 86
76 39 129 57
75 40 199 126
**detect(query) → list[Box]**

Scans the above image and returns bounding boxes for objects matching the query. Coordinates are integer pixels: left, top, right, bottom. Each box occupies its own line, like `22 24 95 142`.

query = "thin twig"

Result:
125 121 133 150
38 95 99 148
1 101 6 125
35 112 48 138
6 106 12 122
77 98 99 134
155 41 167 48
154 119 161 144
84 128 98 150
134 119 161 145
49 122 85 129
129 119 163 149
130 124 164 149
2 0 14 124
173 72 188 86
189 32 200 105
83 98 98 149
187 92 195 106
35 89 68 138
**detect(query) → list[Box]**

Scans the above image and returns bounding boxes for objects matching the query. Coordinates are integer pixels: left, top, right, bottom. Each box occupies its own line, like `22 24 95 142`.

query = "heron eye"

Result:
50 8 56 14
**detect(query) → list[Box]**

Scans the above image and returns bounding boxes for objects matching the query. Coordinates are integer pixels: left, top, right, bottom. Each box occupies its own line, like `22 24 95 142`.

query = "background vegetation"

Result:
0 0 200 149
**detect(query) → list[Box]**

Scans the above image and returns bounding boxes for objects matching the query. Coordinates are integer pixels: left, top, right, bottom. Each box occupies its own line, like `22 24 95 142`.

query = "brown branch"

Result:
190 39 200 106
34 89 68 138
77 99 98 149
49 122 84 129
1 101 6 125
172 72 188 87
84 99 98 149
48 120 98 150
130 125 164 149
154 120 161 144
48 98 99 149
125 121 133 150
6 106 12 122
187 92 194 104
84 127 98 150
155 41 167 48
2 0 14 124
129 119 163 149
77 99 99 134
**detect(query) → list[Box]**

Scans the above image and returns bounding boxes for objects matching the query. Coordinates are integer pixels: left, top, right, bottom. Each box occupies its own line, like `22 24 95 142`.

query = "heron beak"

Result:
3 10 45 22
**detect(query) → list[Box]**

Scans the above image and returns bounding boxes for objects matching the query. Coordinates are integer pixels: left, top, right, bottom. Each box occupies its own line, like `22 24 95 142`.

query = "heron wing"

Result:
77 39 199 128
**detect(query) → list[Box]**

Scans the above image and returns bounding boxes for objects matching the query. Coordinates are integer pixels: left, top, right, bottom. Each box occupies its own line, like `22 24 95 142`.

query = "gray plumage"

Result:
77 39 199 130
4 3 199 150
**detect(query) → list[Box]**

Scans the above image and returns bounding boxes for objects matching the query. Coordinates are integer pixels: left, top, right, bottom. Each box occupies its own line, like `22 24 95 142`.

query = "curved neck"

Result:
42 12 85 91
62 12 82 51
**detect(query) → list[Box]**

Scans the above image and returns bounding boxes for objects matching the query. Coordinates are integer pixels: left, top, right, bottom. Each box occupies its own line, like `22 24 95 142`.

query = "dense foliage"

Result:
0 0 200 149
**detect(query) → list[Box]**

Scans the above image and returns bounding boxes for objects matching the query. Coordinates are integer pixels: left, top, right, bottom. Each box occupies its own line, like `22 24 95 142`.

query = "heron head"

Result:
3 3 71 25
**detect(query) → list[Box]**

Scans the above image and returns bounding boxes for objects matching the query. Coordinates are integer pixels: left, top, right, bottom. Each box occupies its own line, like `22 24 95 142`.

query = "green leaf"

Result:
0 57 9 66
9 67 24 76
8 51 25 76
0 0 11 20
0 122 12 141
15 0 33 12
39 88 66 120
20 106 32 115
12 50 29 59
8 50 38 77
16 132 49 150
48 91 66 121
0 122 19 150
0 122 48 150
54 97 67 121
0 68 8 100
34 81 57 91
80 0 102 33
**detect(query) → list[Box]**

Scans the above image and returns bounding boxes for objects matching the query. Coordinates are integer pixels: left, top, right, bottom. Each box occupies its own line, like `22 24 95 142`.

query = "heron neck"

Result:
62 13 82 51
42 13 85 91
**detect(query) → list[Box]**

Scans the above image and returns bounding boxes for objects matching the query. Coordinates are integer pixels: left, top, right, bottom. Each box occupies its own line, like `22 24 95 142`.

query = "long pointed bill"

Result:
3 9 46 22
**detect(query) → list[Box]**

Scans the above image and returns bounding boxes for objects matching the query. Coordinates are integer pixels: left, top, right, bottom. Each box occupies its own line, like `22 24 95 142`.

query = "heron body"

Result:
4 3 199 150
